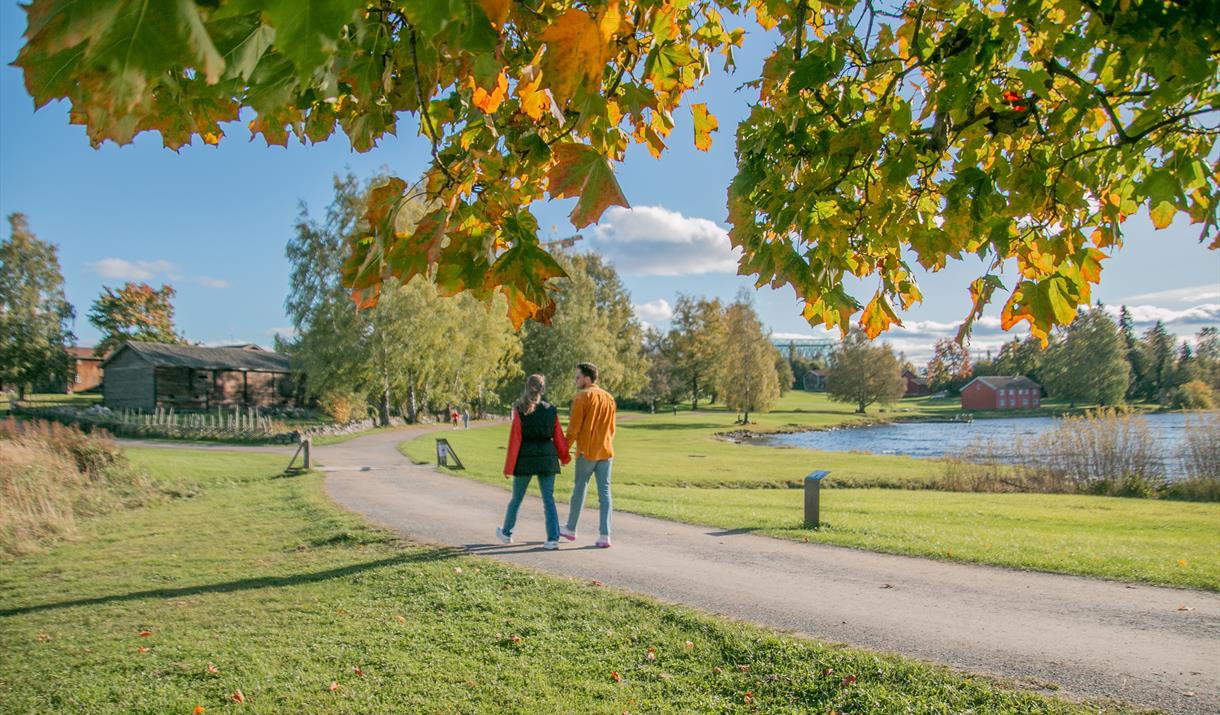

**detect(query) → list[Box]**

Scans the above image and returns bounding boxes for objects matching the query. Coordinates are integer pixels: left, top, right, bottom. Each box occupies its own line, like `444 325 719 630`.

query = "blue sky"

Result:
1 4 1216 360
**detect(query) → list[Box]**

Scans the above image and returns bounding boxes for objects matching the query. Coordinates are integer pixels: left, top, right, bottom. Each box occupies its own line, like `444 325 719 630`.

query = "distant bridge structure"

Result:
772 337 836 363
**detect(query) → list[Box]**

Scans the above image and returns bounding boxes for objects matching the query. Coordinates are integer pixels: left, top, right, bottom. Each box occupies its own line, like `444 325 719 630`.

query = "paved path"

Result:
132 428 1220 713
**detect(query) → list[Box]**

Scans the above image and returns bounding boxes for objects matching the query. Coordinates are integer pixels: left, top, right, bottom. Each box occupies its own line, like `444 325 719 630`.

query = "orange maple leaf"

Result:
138 630 153 637
230 690 245 704
610 671 622 683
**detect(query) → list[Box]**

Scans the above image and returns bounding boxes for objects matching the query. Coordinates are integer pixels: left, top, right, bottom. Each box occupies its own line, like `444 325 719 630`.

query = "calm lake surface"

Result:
764 412 1196 465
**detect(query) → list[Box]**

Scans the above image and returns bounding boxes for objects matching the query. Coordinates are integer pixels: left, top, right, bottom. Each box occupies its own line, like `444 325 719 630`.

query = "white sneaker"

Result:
559 527 577 542
542 540 559 550
495 527 512 544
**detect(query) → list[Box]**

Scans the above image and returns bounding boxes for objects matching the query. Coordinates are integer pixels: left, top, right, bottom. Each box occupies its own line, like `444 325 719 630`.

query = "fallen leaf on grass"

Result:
645 646 657 661
509 634 523 646
206 663 219 674
590 579 605 587
821 667 834 676
36 633 50 642
327 681 340 692
396 615 406 624
137 647 150 654
139 630 153 637
353 666 365 677
712 667 722 675
1183 691 1196 697
610 671 622 683
230 690 245 704
841 674 858 687
658 672 672 681
193 707 205 715
1177 559 1188 568
684 640 694 650
743 691 754 704
454 567 463 574
737 664 750 673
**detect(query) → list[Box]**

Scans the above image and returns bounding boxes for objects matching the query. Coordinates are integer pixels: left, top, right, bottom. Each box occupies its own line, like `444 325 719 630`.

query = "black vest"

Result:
514 402 561 476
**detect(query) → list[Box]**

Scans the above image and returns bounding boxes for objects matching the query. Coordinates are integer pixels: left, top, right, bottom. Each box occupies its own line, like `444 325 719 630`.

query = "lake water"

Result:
763 413 1200 474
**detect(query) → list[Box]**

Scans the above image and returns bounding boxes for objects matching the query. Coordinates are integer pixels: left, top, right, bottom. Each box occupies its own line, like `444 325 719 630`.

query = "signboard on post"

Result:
804 470 830 528
435 438 465 470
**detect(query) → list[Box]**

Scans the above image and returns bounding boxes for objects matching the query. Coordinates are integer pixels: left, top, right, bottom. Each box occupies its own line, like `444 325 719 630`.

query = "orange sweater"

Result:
566 386 617 460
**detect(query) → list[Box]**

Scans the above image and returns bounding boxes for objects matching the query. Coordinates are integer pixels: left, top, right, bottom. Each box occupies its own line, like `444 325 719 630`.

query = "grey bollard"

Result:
303 438 311 469
804 470 830 528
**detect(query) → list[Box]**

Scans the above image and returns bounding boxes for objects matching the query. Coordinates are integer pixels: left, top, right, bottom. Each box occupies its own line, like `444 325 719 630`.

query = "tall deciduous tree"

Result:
17 1 1215 338
666 295 726 410
0 213 74 397
925 338 973 393
716 295 781 423
88 283 183 356
826 329 906 414
516 251 647 405
1039 306 1130 407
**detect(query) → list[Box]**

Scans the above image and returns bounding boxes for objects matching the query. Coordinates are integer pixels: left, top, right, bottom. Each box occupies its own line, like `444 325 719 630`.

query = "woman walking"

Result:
497 374 570 550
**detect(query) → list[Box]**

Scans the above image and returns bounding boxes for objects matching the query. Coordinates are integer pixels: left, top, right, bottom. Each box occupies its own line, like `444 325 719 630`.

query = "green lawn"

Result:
0 448 1115 714
403 395 1220 590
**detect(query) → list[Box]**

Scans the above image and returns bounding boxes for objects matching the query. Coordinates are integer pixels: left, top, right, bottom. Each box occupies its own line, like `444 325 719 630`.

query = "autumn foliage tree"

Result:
88 283 185 356
716 294 781 423
14 0 1218 340
925 337 973 393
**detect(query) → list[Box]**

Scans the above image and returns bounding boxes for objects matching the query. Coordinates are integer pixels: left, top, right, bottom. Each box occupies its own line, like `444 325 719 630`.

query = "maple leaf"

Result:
230 690 245 704
472 70 508 114
485 241 568 328
327 681 340 692
137 646 149 654
228 0 362 81
691 103 718 151
841 674 858 687
860 292 901 339
138 630 153 637
539 8 612 106
353 666 365 677
610 671 622 683
207 662 219 674
547 143 629 228
477 0 511 29
684 640 694 650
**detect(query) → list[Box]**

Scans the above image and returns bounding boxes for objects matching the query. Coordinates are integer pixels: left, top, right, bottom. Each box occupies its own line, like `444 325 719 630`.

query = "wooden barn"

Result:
960 376 1042 411
902 369 931 397
101 342 294 411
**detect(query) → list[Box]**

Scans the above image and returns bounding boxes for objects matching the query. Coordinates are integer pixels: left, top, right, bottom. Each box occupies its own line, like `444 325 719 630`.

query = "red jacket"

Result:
504 408 571 476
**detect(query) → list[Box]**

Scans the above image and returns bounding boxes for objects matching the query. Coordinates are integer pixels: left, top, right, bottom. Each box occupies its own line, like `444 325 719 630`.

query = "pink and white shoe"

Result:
595 536 612 548
558 527 577 542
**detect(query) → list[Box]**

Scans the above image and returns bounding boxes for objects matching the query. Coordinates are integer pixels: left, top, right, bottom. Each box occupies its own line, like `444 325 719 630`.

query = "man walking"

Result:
560 363 617 548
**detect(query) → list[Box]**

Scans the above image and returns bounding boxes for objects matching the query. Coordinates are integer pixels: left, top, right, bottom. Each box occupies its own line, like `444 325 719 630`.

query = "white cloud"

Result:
194 276 230 289
1105 303 1219 326
90 258 175 281
1121 285 1220 304
590 205 740 276
633 299 674 328
265 326 298 339
90 258 228 289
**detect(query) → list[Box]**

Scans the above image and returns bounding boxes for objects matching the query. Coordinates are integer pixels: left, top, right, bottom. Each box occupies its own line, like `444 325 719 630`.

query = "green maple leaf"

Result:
547 143 629 229
229 0 363 80
485 241 568 329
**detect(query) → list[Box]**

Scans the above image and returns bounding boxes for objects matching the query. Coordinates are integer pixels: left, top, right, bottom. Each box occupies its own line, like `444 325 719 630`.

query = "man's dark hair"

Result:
577 362 599 383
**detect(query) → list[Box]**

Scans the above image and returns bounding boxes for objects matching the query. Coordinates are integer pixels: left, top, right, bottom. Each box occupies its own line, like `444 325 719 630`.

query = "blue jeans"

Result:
502 474 559 542
566 456 612 537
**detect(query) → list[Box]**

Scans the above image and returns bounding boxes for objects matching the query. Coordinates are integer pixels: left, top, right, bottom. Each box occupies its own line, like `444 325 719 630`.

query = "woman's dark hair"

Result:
577 362 598 383
515 374 546 415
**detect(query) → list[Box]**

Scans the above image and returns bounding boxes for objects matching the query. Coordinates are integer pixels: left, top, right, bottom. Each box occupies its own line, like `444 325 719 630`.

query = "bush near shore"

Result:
940 410 1219 501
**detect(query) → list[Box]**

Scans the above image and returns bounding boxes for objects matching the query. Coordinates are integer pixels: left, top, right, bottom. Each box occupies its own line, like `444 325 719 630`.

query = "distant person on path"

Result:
560 363 617 548
462 408 470 429
450 407 460 429
497 374 570 550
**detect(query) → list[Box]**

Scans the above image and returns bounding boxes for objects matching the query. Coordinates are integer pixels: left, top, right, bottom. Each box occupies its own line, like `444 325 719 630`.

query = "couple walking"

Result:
497 362 615 550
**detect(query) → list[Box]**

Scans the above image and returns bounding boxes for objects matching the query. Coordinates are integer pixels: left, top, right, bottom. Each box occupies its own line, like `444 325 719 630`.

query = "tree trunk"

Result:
743 410 750 424
691 376 699 410
378 387 391 427
856 401 866 413
406 379 418 424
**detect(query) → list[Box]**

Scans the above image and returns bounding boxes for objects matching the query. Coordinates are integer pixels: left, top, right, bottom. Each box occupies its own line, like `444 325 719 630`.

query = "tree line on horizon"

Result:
3 203 1217 418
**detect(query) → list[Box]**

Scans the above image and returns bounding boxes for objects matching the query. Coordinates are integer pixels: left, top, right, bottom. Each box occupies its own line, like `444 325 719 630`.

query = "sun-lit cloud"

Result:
1121 284 1220 304
90 258 175 281
89 258 228 288
633 298 674 329
590 206 740 276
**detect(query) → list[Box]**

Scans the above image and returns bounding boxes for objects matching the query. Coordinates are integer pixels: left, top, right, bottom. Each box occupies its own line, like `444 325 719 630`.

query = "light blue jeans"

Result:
566 456 612 537
502 474 559 542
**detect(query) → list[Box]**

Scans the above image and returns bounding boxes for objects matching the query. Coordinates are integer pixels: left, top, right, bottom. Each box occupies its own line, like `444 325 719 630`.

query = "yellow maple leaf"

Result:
472 70 508 114
539 7 615 106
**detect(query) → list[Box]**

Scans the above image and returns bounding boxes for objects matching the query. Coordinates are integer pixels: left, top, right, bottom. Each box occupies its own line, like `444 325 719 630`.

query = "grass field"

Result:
0 448 1116 714
401 393 1220 590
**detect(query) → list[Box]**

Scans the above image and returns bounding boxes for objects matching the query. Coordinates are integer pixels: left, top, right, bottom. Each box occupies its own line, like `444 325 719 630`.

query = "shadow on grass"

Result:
0 547 459 618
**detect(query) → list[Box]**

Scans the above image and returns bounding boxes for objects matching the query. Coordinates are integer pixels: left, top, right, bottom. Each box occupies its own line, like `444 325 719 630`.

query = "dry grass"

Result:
0 418 158 557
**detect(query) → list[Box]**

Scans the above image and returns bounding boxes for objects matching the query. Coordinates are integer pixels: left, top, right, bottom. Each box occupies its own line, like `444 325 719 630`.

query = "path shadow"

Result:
0 547 458 618
705 527 758 537
463 542 556 555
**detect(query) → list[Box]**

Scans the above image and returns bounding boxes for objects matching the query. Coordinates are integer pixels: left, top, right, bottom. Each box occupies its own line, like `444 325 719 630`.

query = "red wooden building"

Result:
960 376 1042 411
902 369 931 397
68 346 104 393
